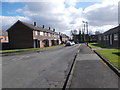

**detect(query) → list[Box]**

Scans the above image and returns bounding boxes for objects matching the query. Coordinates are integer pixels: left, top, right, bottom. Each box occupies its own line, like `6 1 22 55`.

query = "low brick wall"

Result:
0 43 10 50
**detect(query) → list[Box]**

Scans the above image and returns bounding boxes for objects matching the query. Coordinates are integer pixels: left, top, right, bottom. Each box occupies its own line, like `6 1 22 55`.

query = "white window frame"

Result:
46 32 49 36
40 31 44 36
106 35 109 40
48 33 51 37
35 31 38 35
114 33 118 41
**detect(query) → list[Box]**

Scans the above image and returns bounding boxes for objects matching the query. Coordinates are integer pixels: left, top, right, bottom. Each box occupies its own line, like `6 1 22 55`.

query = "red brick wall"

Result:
0 36 9 43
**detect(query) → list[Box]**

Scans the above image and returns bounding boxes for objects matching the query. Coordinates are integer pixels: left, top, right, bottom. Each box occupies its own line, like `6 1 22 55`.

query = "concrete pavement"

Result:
69 44 119 88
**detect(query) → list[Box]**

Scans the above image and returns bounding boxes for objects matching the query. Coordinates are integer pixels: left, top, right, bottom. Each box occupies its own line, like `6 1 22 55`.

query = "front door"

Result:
110 34 112 45
34 39 37 48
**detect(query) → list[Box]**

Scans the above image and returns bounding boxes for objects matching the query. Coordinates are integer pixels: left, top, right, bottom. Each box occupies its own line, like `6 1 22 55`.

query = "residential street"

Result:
2 44 80 88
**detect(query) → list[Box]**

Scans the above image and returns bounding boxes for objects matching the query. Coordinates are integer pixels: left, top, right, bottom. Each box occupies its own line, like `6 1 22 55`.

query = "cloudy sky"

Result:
1 0 119 36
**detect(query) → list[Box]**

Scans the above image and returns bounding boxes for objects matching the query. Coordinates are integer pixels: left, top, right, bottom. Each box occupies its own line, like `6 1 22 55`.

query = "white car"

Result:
65 41 75 46
71 41 75 45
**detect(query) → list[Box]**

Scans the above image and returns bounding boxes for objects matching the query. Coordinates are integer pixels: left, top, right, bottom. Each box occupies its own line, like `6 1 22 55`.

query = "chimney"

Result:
49 27 50 30
59 32 61 35
34 22 36 26
43 25 44 28
53 29 55 32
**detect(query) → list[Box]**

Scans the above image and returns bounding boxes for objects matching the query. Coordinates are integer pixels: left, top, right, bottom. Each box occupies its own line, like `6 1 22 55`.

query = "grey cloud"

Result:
84 4 118 26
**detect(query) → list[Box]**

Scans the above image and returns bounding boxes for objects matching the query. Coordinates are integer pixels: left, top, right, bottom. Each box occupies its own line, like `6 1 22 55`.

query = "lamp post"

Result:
82 21 89 46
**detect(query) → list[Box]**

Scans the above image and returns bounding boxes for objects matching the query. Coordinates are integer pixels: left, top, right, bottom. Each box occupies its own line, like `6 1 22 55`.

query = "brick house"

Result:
98 26 120 48
0 30 9 43
7 20 60 49
60 33 69 44
0 30 9 50
89 35 98 43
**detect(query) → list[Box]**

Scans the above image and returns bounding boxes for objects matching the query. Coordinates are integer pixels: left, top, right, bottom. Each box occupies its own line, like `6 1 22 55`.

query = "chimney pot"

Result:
53 29 55 32
34 22 36 26
49 27 50 30
43 25 44 28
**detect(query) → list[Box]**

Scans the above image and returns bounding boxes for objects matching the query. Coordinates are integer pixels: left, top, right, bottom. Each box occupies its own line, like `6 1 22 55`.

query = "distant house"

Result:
0 30 9 50
97 26 120 48
7 20 60 49
60 33 69 44
0 30 9 43
89 35 98 43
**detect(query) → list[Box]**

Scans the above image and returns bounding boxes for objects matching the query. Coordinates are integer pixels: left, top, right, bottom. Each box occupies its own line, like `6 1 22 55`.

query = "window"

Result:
48 33 51 37
40 31 44 36
4 36 7 40
35 31 38 35
106 35 109 40
37 31 40 35
99 36 101 40
46 33 49 36
43 32 46 36
114 33 118 40
55 35 57 38
103 36 106 40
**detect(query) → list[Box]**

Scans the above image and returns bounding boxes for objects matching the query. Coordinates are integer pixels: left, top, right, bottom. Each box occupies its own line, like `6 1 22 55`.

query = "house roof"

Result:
60 34 69 38
0 30 8 36
104 25 120 35
7 20 58 34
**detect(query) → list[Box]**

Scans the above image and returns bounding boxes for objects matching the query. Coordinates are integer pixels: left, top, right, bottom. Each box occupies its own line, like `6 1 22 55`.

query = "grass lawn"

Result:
96 49 120 70
0 44 63 53
88 43 110 48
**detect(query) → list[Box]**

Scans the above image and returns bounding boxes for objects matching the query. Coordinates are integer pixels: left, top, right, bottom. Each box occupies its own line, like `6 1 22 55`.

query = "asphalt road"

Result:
2 44 80 88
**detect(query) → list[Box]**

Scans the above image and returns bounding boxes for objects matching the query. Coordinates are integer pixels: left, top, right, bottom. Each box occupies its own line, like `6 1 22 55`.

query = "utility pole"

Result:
82 28 84 42
86 22 89 46
83 23 86 43
82 21 89 46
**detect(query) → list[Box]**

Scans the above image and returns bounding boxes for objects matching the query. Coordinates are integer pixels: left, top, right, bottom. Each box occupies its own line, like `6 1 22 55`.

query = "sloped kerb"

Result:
94 50 120 77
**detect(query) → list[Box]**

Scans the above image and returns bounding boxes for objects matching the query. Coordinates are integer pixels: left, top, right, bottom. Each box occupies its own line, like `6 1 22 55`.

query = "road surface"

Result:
2 44 80 88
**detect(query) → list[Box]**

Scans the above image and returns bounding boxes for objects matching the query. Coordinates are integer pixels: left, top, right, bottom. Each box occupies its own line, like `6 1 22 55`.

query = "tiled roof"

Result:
104 25 120 34
60 34 69 38
19 20 57 34
7 20 58 34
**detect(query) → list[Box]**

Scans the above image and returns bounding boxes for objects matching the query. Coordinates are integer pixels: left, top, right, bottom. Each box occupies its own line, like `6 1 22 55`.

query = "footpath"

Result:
69 44 119 88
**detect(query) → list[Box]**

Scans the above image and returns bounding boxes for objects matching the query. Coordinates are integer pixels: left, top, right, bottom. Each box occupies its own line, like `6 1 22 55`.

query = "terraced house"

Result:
0 30 9 50
0 30 9 43
98 26 120 48
7 20 61 49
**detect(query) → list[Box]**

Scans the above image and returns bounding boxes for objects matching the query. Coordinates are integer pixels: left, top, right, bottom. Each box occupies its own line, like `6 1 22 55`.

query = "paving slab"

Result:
76 54 101 61
69 44 119 88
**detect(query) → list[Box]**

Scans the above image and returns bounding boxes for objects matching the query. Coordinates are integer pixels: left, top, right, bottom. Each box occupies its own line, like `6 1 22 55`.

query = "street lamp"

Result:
82 21 89 46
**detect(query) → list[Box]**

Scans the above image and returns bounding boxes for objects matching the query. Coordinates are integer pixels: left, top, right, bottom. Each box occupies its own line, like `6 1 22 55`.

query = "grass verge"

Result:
88 43 110 48
96 49 120 70
0 44 64 53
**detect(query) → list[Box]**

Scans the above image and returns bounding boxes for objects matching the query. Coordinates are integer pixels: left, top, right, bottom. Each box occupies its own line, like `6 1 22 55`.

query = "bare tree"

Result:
70 29 77 41
70 29 77 36
95 31 101 35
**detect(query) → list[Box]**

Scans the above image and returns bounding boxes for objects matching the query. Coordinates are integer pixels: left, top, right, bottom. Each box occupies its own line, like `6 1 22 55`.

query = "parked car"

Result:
65 41 75 46
71 41 75 45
